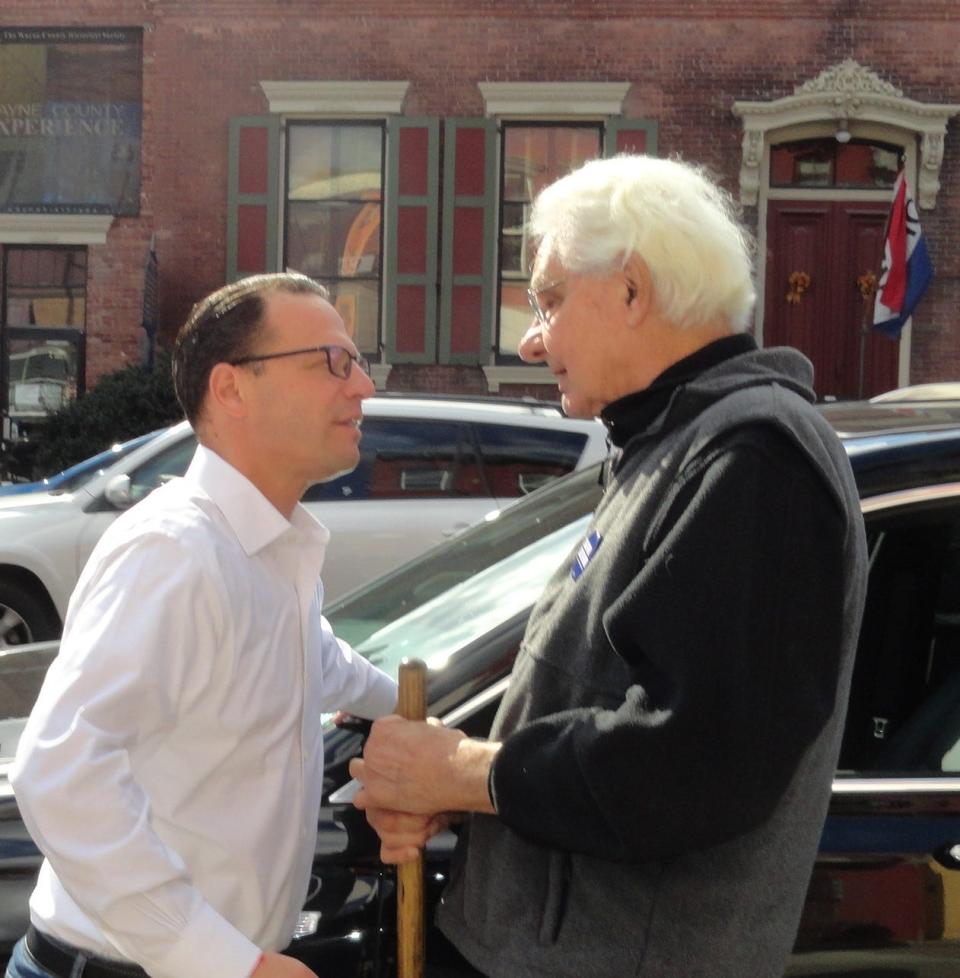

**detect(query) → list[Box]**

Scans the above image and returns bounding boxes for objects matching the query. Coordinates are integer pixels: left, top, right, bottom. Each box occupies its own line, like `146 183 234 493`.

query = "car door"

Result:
790 486 960 975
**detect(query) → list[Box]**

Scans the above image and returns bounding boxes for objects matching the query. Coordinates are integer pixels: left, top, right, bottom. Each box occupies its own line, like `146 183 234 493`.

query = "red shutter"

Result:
227 116 280 282
439 118 497 364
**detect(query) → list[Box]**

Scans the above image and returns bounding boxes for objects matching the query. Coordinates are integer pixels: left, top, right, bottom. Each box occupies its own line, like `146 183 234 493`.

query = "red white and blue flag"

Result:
873 168 933 339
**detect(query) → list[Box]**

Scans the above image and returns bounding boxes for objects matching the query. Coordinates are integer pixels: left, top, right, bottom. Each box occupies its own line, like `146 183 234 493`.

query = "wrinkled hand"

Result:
363 807 453 864
349 714 499 817
251 951 317 978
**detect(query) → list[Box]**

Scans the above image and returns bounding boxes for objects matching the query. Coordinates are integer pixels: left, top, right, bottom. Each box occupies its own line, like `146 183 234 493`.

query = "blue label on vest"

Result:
571 529 602 581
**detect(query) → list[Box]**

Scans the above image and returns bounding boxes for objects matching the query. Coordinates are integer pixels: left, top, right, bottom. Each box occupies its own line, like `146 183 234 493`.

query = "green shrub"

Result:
32 351 185 476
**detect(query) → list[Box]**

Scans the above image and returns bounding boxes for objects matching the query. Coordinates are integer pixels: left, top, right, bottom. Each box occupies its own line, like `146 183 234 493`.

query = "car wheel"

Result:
0 581 59 648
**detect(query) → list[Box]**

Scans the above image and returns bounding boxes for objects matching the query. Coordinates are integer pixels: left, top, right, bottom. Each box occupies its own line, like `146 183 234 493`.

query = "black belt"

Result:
25 926 149 978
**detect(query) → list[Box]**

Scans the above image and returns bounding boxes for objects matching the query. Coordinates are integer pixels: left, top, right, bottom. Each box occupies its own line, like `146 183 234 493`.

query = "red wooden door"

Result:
765 200 899 400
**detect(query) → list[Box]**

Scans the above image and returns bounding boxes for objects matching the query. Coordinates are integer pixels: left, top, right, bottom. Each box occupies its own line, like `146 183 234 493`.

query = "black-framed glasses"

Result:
229 344 370 379
526 278 567 329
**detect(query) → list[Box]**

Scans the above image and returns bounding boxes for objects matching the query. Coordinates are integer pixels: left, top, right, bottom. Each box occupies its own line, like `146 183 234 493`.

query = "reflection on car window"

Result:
840 499 960 774
351 515 590 676
303 419 489 502
475 424 585 498
326 463 603 651
128 434 198 503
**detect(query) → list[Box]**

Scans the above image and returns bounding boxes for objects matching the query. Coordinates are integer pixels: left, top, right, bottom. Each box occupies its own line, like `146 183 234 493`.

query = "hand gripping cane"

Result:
396 658 427 978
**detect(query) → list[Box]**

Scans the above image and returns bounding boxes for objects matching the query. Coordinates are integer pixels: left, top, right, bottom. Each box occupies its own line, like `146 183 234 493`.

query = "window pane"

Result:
770 139 835 187
503 126 601 202
286 200 381 279
4 247 87 328
316 278 380 355
306 419 484 501
475 424 586 497
839 505 960 774
497 125 600 356
288 125 382 199
284 124 384 359
771 138 900 189
7 335 78 416
835 142 899 189
499 280 532 360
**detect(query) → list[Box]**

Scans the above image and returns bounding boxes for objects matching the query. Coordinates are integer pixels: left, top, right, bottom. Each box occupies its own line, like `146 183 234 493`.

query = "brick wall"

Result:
1 0 958 397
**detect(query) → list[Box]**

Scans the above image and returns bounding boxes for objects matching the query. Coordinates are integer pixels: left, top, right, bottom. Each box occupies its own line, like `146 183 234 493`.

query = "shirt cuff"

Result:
150 901 261 978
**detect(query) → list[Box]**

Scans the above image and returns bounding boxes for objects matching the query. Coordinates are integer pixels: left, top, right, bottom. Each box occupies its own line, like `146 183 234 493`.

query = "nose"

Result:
518 321 547 363
351 364 377 399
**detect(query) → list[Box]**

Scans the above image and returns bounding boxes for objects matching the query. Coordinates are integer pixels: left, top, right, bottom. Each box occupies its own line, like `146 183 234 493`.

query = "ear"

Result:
207 362 248 420
622 253 654 328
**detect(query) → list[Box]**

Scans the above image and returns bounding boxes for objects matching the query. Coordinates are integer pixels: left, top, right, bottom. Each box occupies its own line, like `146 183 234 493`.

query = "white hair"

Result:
528 155 756 332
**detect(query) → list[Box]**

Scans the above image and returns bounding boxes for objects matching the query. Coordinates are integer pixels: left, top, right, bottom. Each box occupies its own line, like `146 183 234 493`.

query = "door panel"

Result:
766 200 898 400
788 498 960 974
790 789 960 975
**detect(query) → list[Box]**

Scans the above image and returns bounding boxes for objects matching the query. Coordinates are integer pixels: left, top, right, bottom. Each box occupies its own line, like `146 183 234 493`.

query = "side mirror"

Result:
104 473 133 509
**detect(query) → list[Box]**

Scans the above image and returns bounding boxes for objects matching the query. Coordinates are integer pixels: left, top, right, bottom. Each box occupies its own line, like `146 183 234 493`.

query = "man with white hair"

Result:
351 156 868 977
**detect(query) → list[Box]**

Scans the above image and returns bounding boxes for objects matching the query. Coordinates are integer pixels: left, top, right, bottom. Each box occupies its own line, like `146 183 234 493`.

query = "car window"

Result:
473 423 587 497
127 434 198 503
839 498 960 774
303 418 489 502
348 514 590 676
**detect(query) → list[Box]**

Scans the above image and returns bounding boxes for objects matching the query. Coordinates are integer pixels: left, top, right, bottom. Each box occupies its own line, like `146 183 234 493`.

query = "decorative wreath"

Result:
785 271 811 304
857 271 878 300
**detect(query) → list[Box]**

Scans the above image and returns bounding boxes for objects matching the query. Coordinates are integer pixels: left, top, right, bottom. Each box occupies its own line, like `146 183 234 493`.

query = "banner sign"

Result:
0 27 142 215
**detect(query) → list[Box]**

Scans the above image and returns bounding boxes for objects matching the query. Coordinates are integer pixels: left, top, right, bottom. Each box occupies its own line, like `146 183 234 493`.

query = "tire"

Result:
0 580 60 648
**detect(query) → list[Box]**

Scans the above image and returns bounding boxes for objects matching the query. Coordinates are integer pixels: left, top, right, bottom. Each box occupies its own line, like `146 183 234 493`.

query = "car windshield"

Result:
326 463 603 677
50 431 161 494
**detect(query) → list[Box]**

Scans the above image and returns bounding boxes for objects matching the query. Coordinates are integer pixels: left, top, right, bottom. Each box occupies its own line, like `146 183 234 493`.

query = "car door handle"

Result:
441 522 470 538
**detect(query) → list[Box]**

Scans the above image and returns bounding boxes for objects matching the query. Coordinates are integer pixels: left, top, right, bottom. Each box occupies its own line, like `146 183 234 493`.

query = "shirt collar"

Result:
185 444 330 557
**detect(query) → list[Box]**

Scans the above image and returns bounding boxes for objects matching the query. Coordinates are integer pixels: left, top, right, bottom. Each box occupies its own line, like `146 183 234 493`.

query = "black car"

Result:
3 398 960 976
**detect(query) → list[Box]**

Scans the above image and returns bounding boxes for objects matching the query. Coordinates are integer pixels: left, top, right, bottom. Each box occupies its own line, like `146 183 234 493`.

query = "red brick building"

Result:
0 0 958 436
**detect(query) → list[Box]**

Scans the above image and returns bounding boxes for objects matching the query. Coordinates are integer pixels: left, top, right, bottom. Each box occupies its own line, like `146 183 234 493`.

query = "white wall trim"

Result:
259 80 409 116
0 214 113 245
732 59 960 210
481 364 557 393
479 81 630 118
370 362 392 390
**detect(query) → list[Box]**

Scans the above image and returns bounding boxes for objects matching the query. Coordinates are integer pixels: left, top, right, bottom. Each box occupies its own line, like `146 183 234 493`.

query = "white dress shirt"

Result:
11 445 397 978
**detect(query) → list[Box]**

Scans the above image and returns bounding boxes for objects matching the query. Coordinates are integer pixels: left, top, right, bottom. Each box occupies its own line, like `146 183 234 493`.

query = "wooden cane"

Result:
396 657 427 978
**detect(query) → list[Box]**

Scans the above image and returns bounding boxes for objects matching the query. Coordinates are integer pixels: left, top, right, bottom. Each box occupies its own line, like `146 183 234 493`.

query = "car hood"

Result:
0 491 86 527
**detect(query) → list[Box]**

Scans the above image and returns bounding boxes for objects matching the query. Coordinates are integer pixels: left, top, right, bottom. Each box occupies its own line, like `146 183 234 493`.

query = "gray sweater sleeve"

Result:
489 428 851 862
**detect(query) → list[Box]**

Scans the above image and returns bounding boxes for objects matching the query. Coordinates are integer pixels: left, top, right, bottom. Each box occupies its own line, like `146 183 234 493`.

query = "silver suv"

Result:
0 395 608 646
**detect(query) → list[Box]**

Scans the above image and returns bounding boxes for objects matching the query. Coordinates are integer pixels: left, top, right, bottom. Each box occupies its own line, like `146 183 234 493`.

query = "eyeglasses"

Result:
526 278 567 330
229 344 370 379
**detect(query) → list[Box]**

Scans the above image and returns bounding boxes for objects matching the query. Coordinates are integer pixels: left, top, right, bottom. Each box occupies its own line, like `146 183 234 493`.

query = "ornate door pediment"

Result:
732 60 960 210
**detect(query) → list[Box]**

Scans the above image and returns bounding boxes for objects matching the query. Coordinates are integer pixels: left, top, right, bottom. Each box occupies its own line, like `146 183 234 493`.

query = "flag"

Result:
873 169 933 340
141 235 159 369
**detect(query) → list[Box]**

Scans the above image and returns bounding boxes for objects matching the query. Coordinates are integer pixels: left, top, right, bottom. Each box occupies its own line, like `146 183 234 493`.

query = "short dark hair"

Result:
172 272 330 424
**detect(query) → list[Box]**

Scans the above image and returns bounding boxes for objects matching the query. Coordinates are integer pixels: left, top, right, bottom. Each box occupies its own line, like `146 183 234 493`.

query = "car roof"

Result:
868 383 960 403
818 400 960 499
73 395 607 499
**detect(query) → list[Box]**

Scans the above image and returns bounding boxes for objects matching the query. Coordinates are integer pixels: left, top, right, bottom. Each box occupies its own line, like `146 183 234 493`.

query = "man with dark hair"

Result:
351 157 869 977
10 272 396 978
